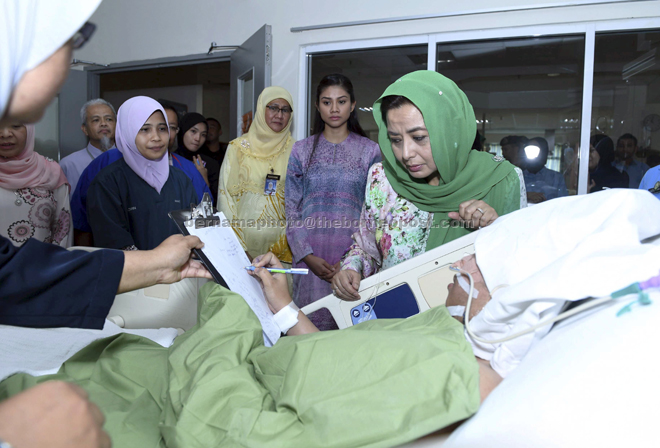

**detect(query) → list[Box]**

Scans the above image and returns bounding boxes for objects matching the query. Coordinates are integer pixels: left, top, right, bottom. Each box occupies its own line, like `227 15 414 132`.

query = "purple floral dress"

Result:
341 162 526 277
286 133 381 330
340 163 432 277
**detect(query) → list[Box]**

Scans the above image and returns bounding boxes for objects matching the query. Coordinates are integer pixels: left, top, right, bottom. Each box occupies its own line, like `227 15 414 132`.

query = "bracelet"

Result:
272 301 300 335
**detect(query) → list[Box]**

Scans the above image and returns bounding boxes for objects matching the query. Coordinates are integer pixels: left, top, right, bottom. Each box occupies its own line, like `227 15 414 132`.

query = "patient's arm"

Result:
249 252 319 336
477 357 502 403
446 254 492 323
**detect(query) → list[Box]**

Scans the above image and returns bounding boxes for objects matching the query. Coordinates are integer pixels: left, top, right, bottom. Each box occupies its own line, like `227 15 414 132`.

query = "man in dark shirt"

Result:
200 117 228 164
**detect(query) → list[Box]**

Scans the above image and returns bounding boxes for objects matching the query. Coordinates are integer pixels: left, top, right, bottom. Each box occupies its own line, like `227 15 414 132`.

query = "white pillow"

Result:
469 189 660 376
444 290 660 447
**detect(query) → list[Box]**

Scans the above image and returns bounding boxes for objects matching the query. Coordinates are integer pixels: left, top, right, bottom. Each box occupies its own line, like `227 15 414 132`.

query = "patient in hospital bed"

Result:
250 250 503 403
0 249 501 447
445 254 491 324
446 187 660 378
1 189 658 448
1 278 484 447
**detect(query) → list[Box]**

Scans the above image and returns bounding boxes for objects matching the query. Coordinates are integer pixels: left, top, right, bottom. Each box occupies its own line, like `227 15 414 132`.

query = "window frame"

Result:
299 17 660 196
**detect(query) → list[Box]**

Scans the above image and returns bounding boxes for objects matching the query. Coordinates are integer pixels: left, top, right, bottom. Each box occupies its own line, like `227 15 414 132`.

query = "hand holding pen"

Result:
244 266 308 275
246 252 297 313
247 252 319 335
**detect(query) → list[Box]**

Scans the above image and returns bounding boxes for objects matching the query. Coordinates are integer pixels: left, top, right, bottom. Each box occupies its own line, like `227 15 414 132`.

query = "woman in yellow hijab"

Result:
218 86 295 264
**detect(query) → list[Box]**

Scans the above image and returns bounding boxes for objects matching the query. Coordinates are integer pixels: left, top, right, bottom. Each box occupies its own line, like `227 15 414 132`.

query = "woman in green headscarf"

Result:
332 70 525 300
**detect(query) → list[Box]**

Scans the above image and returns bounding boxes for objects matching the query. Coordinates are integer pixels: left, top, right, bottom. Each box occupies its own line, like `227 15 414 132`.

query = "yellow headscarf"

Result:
237 86 294 157
220 86 294 195
220 87 295 261
224 86 295 195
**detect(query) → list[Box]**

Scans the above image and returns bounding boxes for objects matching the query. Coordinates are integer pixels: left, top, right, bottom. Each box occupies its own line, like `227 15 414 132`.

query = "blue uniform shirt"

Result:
87 158 198 250
523 166 569 200
0 235 123 329
639 166 660 199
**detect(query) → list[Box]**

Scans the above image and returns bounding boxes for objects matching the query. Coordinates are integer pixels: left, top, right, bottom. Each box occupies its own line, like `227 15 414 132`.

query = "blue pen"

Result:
245 266 309 275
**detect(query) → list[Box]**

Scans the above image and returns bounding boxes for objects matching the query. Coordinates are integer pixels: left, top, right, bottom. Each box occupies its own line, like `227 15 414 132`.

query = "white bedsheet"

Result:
444 289 660 447
469 189 660 376
0 320 179 381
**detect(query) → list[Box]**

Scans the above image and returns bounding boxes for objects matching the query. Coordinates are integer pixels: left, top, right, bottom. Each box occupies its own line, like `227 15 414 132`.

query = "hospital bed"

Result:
68 229 476 332
8 188 658 447
47 226 659 448
404 287 660 447
301 232 477 328
7 192 660 448
68 246 206 331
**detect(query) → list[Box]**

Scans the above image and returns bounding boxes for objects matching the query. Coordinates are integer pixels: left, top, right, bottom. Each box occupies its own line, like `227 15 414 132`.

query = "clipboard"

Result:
168 193 228 288
168 194 281 346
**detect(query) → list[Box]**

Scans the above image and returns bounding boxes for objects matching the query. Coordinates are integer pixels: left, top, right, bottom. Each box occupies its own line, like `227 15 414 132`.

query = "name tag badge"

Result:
264 174 280 196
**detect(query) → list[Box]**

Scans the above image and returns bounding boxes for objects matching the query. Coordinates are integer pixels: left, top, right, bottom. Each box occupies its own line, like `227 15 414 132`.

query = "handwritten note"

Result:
187 212 280 346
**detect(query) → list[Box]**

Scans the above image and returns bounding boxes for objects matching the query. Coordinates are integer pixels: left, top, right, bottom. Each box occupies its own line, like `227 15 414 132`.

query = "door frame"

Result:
83 50 236 99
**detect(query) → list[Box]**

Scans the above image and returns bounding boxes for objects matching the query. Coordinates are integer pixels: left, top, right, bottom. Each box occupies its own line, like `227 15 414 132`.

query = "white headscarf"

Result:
0 0 102 119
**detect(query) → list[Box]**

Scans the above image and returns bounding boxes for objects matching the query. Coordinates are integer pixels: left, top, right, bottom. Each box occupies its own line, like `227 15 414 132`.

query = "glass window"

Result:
308 45 428 141
437 35 585 200
592 30 660 189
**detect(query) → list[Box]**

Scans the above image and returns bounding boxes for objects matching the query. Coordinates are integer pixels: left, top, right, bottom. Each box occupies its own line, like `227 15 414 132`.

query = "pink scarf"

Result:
0 125 68 191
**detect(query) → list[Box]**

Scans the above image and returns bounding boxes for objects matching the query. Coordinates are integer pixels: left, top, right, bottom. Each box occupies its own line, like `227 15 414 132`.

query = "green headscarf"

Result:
373 70 518 250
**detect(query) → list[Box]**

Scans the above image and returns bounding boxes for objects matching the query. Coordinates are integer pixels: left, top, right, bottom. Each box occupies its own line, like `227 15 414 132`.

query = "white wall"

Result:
77 0 660 114
34 99 60 160
103 85 204 116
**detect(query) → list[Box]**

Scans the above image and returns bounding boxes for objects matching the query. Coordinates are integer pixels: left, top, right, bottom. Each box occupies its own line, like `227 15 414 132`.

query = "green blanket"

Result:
0 284 480 447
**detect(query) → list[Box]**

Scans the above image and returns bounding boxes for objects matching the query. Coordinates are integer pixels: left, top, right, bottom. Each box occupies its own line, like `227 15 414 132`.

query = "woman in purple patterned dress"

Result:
285 74 381 330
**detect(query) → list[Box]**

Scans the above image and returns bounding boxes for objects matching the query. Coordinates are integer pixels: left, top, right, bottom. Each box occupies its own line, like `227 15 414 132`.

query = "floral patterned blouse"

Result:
340 162 526 278
0 184 72 247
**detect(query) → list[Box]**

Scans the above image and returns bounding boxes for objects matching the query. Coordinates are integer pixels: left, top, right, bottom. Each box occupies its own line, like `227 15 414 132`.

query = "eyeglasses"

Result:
169 125 180 133
266 105 293 115
72 22 97 50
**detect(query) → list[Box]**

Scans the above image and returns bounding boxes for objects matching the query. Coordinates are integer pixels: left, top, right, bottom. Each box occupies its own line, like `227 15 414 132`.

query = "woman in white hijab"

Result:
0 3 210 448
0 0 102 125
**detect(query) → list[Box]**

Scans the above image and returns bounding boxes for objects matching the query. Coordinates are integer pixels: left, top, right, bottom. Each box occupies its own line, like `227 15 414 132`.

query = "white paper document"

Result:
187 212 280 346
